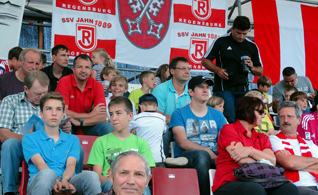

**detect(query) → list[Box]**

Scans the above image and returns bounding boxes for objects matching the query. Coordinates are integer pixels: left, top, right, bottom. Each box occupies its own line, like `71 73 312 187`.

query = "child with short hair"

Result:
129 71 156 112
129 94 166 166
91 48 114 82
290 91 308 112
284 86 298 101
100 66 119 82
87 96 155 194
206 96 228 124
106 75 136 121
23 92 101 194
257 75 277 109
245 90 276 136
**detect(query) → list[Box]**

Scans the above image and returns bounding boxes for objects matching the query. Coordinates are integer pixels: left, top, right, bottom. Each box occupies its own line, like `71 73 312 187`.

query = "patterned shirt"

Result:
0 92 40 134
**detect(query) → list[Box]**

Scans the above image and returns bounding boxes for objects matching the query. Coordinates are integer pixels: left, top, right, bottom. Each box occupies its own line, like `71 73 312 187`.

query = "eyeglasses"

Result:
279 114 296 119
174 67 192 71
255 109 265 115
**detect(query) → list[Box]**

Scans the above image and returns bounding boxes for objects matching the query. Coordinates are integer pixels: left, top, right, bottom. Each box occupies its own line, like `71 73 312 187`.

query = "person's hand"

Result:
229 142 251 162
91 103 107 116
54 179 76 194
28 125 34 134
245 57 253 69
102 84 108 92
308 93 315 101
216 68 229 80
61 121 72 134
279 150 292 155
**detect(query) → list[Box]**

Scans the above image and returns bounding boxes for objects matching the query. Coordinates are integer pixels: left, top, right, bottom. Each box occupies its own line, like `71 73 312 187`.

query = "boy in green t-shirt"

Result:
128 71 155 113
87 96 155 194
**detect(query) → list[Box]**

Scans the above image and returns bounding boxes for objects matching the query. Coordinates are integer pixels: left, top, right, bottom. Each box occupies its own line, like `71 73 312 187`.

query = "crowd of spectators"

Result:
1 15 318 195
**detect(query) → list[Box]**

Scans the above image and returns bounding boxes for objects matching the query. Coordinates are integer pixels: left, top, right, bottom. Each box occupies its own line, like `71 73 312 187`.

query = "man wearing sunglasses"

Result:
270 101 318 195
201 16 263 124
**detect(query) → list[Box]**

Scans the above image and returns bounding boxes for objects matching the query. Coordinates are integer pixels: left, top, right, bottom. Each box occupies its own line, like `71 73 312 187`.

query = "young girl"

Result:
91 48 114 82
155 64 170 86
207 96 228 123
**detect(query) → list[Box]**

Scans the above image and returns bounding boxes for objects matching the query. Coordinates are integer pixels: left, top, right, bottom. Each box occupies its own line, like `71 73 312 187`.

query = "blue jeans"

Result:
163 127 172 158
1 138 84 194
214 91 247 123
81 122 113 136
101 180 151 195
214 181 298 195
1 138 23 193
180 150 215 195
27 169 101 195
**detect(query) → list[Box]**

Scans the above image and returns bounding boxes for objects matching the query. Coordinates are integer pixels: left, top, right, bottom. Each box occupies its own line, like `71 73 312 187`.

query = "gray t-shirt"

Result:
273 76 314 103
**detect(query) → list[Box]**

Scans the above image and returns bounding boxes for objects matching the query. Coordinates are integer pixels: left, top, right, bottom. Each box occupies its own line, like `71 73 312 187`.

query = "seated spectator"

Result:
91 48 114 82
56 54 112 136
87 96 155 194
245 90 276 136
129 71 155 113
270 101 318 194
207 96 228 123
152 57 191 157
170 76 227 195
0 46 22 74
213 96 298 195
39 52 47 69
0 48 41 103
106 75 136 121
285 86 298 101
129 94 166 166
297 94 318 145
290 91 308 113
22 92 101 195
95 151 152 195
100 66 119 98
154 64 170 86
257 75 279 110
0 70 72 195
41 45 72 91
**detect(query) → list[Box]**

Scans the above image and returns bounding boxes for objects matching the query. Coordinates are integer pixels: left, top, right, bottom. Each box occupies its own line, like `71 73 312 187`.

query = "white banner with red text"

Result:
252 0 318 88
52 0 228 70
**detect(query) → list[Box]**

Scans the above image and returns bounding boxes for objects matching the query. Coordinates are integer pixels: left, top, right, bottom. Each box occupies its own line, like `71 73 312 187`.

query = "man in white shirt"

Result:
270 101 318 194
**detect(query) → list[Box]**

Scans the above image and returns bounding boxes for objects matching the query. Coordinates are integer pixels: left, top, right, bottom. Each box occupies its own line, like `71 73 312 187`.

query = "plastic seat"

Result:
151 167 200 195
75 135 98 170
19 161 29 195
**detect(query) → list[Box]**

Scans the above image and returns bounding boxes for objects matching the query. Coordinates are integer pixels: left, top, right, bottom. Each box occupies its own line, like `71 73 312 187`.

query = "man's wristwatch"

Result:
78 119 84 127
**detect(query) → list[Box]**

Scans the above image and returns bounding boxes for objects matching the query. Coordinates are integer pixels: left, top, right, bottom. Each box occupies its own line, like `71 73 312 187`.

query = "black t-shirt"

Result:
41 63 73 91
204 33 262 92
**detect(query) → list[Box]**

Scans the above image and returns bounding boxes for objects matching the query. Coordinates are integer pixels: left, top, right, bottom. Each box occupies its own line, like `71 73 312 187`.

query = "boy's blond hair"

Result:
206 96 224 108
110 74 128 89
100 66 119 81
257 75 272 87
245 90 263 99
284 86 298 93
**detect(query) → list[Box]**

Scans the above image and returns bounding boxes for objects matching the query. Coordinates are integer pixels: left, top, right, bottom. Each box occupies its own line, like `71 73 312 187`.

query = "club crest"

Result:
192 0 211 20
118 0 171 49
76 24 97 52
189 37 209 64
79 0 98 5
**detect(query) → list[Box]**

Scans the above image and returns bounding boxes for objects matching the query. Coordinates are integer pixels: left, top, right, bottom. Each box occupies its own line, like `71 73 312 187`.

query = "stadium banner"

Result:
170 0 227 70
0 0 25 60
252 0 318 88
52 0 117 59
52 0 228 69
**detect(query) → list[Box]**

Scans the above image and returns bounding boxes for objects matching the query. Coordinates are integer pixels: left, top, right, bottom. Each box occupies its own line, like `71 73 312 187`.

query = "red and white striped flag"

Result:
252 0 318 88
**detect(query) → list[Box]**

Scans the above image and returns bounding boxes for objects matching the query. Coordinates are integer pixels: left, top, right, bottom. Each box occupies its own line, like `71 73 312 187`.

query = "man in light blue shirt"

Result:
152 56 191 157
